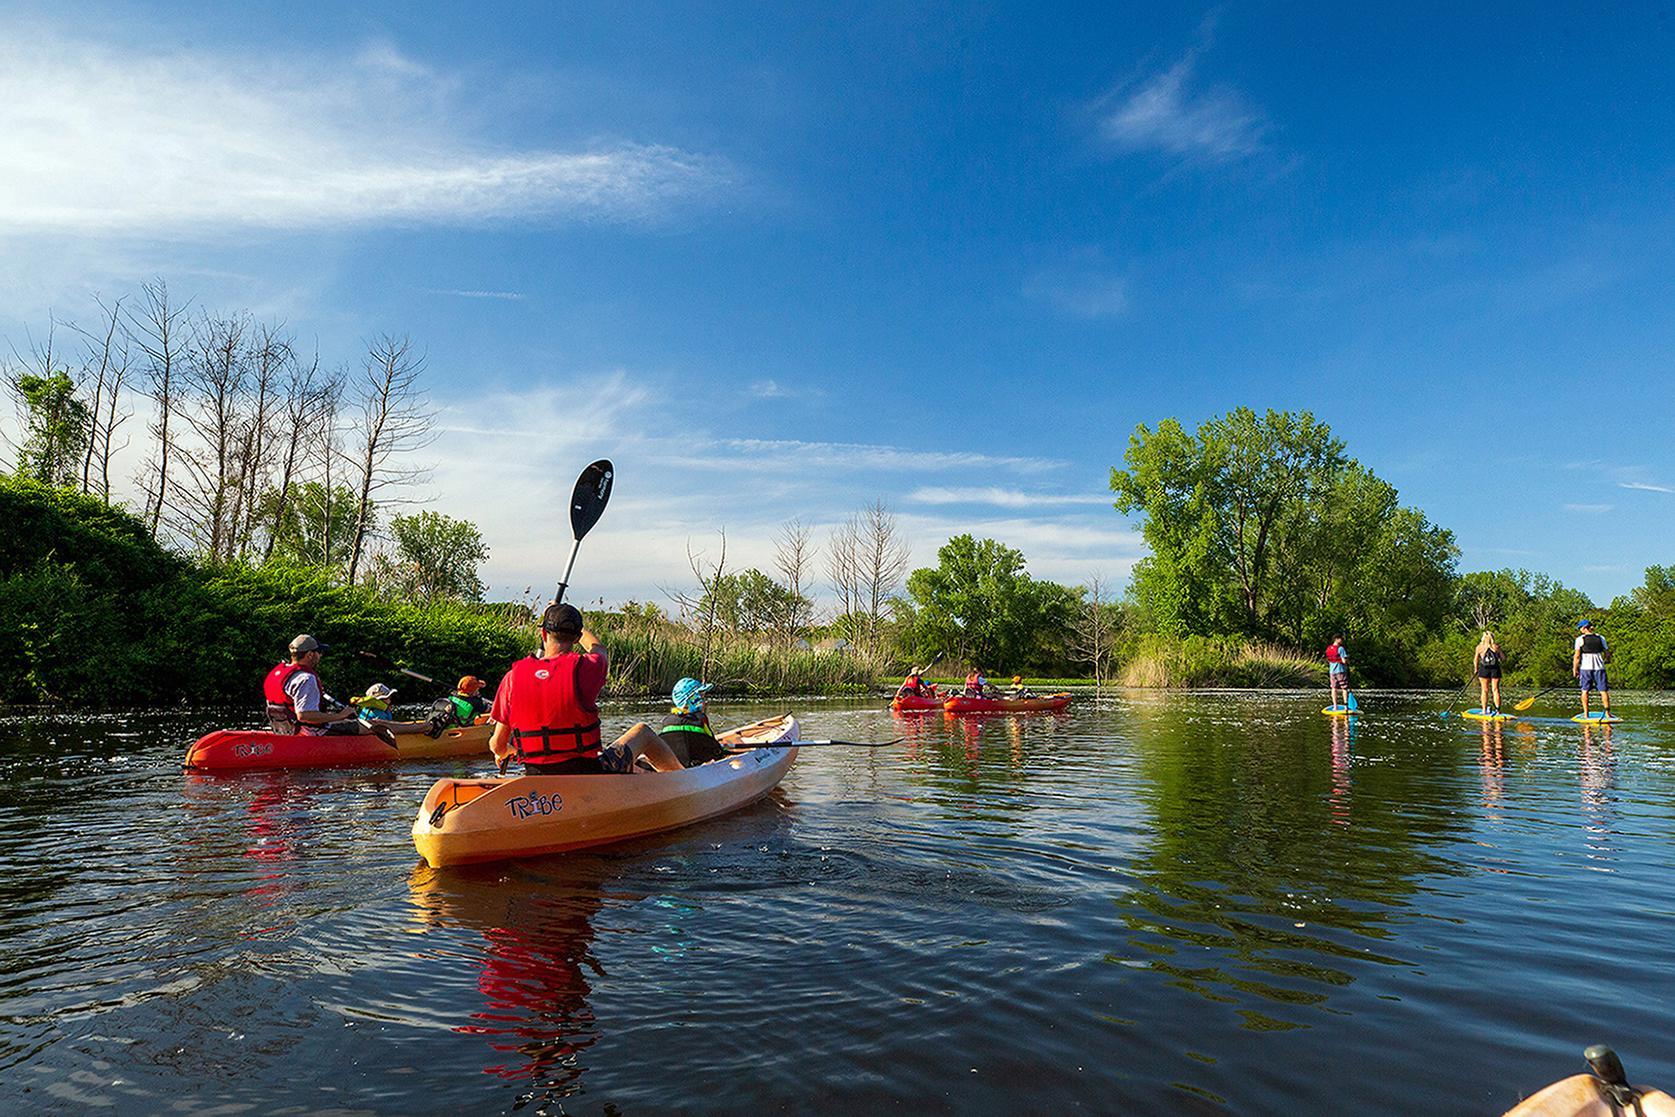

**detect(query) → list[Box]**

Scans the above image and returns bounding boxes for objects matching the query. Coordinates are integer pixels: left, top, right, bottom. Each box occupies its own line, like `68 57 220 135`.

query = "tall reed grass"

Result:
1119 635 1325 689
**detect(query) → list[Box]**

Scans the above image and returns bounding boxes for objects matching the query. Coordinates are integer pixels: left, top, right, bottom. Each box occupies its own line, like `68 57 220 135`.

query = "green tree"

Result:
11 371 91 487
1608 565 1675 688
903 535 1077 669
701 569 811 639
376 511 489 603
1112 408 1345 638
255 481 363 570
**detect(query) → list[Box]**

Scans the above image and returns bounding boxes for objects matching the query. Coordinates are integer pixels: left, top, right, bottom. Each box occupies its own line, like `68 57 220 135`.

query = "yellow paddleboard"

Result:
1462 709 1511 722
1322 705 1358 717
1571 712 1622 724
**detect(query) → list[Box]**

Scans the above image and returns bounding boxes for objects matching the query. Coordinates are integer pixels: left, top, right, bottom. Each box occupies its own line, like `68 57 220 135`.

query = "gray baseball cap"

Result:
289 634 330 654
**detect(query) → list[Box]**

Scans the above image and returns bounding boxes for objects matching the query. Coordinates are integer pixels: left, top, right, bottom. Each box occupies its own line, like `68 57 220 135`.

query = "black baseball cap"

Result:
542 603 584 636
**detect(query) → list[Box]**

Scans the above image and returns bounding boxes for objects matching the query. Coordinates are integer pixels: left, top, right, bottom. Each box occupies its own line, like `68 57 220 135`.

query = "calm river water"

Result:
2 692 1672 1114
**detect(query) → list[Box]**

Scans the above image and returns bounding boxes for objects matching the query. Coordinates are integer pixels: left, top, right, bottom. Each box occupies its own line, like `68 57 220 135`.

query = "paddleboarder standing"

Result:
1474 631 1505 715
1572 620 1612 720
1326 636 1351 709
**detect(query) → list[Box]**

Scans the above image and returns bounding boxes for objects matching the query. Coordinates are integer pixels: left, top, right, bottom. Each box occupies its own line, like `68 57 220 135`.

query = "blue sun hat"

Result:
671 677 714 712
1577 619 1594 629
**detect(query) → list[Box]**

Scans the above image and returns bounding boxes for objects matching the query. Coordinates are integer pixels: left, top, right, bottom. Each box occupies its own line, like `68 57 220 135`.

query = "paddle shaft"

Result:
553 537 581 606
729 738 902 749
1515 682 1571 710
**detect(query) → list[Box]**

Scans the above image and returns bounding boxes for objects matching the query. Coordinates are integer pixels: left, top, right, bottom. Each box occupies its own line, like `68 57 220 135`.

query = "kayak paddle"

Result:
1345 689 1358 713
730 737 904 749
1514 682 1569 712
500 458 617 776
357 649 437 685
1437 679 1474 719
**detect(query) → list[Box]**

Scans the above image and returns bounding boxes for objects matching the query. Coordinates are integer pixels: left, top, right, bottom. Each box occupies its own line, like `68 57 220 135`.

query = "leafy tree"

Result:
11 371 91 487
1112 408 1345 637
1608 566 1675 688
903 535 1077 669
255 481 362 570
700 569 811 639
375 511 489 603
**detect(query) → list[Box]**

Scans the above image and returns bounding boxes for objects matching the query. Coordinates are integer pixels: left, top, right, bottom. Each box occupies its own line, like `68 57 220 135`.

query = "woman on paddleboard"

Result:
1473 631 1505 715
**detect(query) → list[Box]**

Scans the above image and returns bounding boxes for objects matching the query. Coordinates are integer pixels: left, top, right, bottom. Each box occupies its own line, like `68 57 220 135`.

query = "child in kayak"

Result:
351 682 398 720
657 677 731 768
1325 636 1351 709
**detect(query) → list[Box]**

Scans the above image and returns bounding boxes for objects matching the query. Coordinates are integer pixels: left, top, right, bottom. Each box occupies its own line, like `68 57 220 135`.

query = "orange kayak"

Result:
943 693 1072 714
890 693 943 713
184 722 491 771
412 714 799 867
1503 1047 1674 1116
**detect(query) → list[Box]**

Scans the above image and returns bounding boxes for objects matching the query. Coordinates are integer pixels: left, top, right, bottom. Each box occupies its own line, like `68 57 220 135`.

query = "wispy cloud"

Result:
0 32 724 236
1096 49 1266 163
748 379 792 398
434 289 526 301
908 486 1112 508
1022 269 1129 319
1619 481 1675 494
708 439 1064 475
1563 503 1614 514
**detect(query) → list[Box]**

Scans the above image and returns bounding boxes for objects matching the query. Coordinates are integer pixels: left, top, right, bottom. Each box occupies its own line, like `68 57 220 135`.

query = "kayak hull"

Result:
890 694 943 713
943 693 1072 714
185 723 492 771
412 714 799 867
1503 1075 1675 1116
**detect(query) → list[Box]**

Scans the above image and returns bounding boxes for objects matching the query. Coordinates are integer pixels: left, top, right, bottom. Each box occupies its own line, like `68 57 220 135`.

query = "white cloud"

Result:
1562 503 1613 514
748 379 792 398
1619 481 1675 493
908 486 1112 508
1022 270 1129 319
703 439 1064 475
434 290 525 301
0 32 723 236
1097 52 1265 162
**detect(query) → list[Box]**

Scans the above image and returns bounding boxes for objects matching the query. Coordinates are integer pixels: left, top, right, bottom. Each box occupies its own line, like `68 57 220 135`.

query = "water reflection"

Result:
409 860 616 1103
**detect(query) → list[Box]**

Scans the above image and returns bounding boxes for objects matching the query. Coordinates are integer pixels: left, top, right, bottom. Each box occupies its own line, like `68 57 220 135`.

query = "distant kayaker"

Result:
1473 632 1505 715
488 603 684 774
1572 620 1613 719
657 677 731 768
896 667 936 699
450 676 491 722
964 668 990 698
1325 636 1350 708
263 635 396 744
1009 675 1035 699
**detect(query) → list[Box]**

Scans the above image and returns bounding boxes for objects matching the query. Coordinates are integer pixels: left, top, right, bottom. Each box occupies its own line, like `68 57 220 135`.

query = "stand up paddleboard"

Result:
1462 708 1511 722
1572 712 1622 724
1322 705 1358 717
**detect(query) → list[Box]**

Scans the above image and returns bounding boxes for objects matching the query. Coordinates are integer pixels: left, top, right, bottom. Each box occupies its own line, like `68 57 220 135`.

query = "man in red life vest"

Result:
488 603 683 774
263 634 395 743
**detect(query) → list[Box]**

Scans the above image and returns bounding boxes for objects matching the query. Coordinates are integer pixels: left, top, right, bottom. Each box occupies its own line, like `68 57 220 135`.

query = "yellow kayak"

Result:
412 713 799 867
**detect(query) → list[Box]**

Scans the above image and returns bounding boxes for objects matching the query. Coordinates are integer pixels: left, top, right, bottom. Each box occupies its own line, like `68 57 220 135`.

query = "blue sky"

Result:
3 2 1673 606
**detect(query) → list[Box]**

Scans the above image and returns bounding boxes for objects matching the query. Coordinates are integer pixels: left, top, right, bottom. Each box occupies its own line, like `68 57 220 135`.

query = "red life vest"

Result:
1325 645 1344 665
263 662 315 733
503 653 603 764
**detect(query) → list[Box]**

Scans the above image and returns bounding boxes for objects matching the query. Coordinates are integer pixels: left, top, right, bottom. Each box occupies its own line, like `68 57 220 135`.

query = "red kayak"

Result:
184 723 492 771
943 693 1073 714
890 693 943 713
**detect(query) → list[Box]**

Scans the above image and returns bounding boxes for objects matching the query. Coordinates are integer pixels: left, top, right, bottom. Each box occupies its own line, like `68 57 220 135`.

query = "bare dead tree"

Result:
1070 575 1119 696
226 321 291 558
261 351 328 562
858 499 911 652
72 297 125 493
344 335 436 583
172 311 250 559
826 514 862 645
665 531 730 679
773 517 815 643
128 280 190 537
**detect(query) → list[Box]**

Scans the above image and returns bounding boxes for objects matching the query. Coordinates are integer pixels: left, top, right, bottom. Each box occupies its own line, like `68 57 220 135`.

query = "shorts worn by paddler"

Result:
488 603 684 775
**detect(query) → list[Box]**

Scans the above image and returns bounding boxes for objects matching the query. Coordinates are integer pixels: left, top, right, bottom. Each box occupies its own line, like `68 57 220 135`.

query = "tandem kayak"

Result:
184 722 492 771
411 713 800 867
942 693 1072 714
890 693 943 713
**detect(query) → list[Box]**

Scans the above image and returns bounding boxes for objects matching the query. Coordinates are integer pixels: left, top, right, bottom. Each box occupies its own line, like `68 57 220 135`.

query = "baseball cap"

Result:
457 676 486 694
541 602 584 636
1577 619 1594 629
289 634 329 654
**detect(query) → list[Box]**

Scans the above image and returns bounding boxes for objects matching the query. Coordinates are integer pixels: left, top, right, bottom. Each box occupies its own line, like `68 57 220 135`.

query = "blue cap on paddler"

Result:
672 677 713 711
1577 619 1594 629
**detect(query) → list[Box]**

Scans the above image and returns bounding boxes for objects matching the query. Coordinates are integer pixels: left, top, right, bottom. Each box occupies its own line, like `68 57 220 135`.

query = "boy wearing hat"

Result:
352 682 399 720
657 677 730 767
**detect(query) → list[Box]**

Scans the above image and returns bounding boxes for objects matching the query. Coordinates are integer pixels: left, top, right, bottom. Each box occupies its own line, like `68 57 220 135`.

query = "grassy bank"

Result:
1118 636 1326 689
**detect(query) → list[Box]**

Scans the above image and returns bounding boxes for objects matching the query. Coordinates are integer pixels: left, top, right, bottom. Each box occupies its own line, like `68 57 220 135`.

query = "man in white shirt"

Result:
1571 620 1612 719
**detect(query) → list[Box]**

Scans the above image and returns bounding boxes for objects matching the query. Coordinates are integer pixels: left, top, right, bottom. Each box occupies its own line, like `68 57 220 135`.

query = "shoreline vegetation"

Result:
4 284 1673 710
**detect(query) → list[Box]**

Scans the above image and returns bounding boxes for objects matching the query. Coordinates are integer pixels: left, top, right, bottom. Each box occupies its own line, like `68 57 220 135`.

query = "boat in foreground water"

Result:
943 693 1072 714
184 723 492 771
412 713 799 867
1503 1045 1674 1116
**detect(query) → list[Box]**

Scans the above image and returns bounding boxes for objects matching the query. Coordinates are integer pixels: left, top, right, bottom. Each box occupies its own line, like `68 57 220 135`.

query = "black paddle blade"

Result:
570 459 614 541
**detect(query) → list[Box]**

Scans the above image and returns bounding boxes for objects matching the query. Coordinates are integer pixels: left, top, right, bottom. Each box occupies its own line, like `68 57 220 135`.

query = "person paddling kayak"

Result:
657 677 731 768
1325 636 1351 709
895 667 936 700
488 603 683 774
263 634 396 744
1572 619 1613 720
1474 631 1505 715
